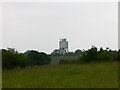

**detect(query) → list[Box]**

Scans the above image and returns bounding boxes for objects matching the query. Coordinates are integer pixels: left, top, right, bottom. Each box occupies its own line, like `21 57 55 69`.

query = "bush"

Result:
83 46 98 62
2 48 31 69
117 49 120 61
24 50 51 66
78 46 118 63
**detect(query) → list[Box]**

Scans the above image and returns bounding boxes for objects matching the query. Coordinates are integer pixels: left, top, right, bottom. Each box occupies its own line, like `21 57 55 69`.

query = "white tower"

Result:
59 39 68 55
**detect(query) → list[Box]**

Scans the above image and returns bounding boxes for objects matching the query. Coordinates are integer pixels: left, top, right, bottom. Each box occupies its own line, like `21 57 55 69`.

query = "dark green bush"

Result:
78 47 118 63
2 48 51 69
2 48 31 69
24 50 51 66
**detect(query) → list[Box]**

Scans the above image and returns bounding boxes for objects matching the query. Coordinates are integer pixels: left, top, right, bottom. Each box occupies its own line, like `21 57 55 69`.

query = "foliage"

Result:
59 46 118 64
2 46 119 69
83 46 98 62
78 46 118 63
118 49 120 61
24 50 51 66
51 49 60 56
74 49 83 55
2 48 51 69
51 49 83 56
2 48 31 69
65 52 74 56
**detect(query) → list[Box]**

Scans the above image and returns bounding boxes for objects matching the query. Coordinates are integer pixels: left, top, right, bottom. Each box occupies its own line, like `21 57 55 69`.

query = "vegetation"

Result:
2 46 119 69
74 49 83 55
2 61 118 88
2 48 51 69
117 49 120 60
24 50 51 66
59 46 119 64
79 46 118 63
2 46 119 88
2 48 31 69
51 49 83 56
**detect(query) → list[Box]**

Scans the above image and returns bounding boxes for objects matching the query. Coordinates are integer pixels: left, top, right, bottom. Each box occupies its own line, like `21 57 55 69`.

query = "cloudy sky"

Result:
2 1 118 54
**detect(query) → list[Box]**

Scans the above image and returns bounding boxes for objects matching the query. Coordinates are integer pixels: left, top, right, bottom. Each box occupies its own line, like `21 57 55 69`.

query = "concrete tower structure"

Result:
59 39 68 55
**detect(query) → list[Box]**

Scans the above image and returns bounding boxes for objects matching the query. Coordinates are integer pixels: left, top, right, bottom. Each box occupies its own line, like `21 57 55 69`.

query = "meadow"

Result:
2 61 118 88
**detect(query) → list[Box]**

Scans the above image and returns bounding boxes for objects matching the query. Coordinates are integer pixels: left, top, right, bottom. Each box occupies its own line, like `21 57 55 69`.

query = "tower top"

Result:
59 38 68 54
60 38 66 41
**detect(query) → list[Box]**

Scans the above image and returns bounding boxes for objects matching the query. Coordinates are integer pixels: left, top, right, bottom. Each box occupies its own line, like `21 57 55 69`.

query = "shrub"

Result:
2 48 31 69
24 50 51 66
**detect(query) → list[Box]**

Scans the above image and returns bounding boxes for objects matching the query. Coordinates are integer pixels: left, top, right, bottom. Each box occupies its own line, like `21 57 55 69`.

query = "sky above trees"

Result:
2 2 118 54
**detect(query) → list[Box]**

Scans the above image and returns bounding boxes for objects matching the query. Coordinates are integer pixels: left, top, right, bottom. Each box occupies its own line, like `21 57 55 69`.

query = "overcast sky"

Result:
2 2 118 54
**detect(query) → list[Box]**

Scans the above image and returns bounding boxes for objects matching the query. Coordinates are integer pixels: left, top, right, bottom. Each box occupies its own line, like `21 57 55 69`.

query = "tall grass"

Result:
2 61 118 88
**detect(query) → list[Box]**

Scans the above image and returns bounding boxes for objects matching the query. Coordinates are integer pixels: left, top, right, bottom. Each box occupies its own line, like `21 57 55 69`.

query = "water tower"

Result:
59 39 68 55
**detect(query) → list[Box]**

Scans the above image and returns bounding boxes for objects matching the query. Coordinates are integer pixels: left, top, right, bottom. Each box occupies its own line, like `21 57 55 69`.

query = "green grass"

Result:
2 61 118 88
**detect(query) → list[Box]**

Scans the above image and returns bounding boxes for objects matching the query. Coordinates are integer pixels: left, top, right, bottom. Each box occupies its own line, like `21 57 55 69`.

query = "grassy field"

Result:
2 61 118 88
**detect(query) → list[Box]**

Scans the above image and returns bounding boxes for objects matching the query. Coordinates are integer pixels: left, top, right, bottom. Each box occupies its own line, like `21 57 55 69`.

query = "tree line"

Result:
79 46 119 63
1 46 120 69
2 48 51 69
51 49 83 56
59 46 120 64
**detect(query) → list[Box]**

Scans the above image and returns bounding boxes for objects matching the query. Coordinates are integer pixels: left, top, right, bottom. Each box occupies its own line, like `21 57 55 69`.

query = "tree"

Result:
118 49 120 61
51 49 60 56
24 50 51 65
100 47 103 52
82 46 98 62
74 49 83 55
2 48 31 69
39 52 51 65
